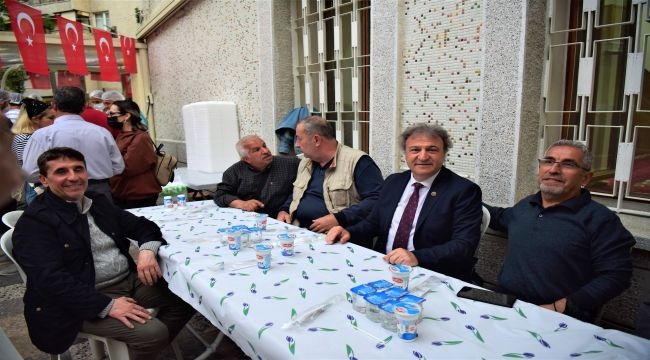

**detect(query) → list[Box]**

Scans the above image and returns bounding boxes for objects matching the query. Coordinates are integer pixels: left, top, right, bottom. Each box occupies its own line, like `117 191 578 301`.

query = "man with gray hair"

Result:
214 135 299 217
327 123 483 282
485 139 635 322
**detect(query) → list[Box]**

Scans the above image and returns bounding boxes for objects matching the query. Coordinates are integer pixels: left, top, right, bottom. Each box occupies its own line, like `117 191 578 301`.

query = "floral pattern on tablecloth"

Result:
129 201 650 359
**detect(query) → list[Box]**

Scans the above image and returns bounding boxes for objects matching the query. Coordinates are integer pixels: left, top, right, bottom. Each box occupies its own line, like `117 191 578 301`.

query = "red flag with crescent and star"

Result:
119 35 138 74
57 70 82 88
57 15 88 75
28 72 51 90
92 28 120 81
6 0 49 74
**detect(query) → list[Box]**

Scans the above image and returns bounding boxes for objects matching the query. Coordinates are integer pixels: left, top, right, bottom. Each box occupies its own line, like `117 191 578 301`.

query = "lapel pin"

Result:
430 191 437 197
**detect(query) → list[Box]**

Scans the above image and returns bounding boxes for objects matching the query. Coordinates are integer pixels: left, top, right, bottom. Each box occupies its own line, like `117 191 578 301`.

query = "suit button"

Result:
36 307 41 311
64 243 70 248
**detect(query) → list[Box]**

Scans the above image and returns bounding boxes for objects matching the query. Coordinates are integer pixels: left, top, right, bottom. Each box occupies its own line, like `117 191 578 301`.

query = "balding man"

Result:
277 116 383 233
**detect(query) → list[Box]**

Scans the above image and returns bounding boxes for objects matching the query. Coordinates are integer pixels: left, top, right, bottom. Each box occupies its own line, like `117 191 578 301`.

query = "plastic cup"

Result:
177 194 187 207
280 237 294 256
364 292 389 323
227 230 242 251
255 213 268 231
394 302 421 341
254 244 273 269
163 195 174 209
350 284 375 314
389 264 413 290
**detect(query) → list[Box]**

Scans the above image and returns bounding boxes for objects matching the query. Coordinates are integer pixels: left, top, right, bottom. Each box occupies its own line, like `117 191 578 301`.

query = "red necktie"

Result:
392 182 424 250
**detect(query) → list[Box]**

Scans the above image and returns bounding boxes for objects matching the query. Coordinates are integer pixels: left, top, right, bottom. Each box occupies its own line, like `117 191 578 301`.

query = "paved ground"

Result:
0 258 249 360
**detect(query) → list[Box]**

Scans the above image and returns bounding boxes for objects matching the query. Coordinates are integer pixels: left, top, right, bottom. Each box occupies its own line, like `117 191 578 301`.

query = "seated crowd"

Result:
0 86 647 357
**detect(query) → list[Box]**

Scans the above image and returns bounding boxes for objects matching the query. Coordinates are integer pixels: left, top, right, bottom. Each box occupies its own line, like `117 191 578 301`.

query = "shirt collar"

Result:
408 170 439 189
529 189 591 212
70 195 93 214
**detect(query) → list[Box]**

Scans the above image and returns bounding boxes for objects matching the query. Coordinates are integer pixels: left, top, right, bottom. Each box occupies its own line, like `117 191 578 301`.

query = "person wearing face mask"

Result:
108 100 161 209
21 86 124 202
81 90 119 137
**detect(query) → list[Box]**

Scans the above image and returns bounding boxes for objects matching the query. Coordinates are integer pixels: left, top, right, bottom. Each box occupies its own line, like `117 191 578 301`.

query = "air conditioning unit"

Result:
182 101 240 173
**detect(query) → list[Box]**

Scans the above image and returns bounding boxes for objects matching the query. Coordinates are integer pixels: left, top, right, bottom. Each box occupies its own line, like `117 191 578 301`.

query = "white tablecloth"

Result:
130 201 650 359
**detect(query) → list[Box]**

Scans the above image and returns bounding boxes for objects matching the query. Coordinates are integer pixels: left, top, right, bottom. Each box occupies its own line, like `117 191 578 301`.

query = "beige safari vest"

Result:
288 143 365 225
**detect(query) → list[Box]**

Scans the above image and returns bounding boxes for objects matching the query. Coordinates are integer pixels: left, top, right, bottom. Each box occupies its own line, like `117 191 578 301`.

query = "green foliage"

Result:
3 66 27 94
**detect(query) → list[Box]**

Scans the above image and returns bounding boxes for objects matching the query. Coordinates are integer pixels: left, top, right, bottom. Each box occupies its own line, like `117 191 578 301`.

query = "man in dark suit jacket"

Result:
327 124 483 282
12 147 194 357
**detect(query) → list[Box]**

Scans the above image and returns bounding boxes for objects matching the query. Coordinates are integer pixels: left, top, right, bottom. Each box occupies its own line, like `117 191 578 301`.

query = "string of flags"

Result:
5 0 138 88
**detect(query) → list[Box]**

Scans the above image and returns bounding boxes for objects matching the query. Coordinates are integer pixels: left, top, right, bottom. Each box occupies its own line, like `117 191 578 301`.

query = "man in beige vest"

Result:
277 116 383 233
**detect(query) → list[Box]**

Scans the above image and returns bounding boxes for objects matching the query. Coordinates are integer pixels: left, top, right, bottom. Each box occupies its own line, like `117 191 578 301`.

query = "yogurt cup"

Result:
389 264 413 290
280 237 295 256
394 302 421 341
254 244 273 269
364 292 390 323
255 213 268 231
226 230 242 251
350 284 376 313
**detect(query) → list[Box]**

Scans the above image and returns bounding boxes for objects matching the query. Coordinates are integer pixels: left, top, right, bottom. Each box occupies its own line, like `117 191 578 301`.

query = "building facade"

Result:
137 0 648 330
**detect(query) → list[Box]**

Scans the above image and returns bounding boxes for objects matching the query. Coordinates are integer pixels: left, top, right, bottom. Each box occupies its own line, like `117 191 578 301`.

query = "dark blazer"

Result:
347 167 482 282
12 190 166 354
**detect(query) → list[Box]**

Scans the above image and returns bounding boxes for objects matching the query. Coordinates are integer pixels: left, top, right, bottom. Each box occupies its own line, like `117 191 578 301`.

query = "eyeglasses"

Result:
108 112 124 116
537 158 589 171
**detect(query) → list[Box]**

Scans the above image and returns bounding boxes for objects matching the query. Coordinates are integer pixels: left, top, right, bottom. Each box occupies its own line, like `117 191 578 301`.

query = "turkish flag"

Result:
120 36 138 74
28 72 51 90
121 73 133 99
92 28 120 81
57 16 87 75
6 0 49 74
57 70 81 87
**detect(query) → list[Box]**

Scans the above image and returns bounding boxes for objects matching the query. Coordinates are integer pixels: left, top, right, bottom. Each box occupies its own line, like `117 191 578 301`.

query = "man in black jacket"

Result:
12 147 194 358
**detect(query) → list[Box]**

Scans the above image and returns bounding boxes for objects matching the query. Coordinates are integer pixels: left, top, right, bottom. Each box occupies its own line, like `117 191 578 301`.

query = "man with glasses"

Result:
21 86 124 202
485 139 635 322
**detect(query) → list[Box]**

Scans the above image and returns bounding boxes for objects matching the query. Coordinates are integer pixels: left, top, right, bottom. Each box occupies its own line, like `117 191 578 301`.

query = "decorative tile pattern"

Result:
400 0 483 178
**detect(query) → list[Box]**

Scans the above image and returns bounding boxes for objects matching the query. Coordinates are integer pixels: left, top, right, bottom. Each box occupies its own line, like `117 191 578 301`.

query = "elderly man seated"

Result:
214 135 299 217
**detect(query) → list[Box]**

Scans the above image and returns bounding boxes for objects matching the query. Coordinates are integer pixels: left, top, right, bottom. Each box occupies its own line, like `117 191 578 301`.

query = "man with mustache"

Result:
327 124 483 283
485 140 635 322
214 135 299 218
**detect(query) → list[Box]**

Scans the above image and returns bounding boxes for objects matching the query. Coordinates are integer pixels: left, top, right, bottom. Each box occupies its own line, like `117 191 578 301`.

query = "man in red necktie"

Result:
327 124 483 283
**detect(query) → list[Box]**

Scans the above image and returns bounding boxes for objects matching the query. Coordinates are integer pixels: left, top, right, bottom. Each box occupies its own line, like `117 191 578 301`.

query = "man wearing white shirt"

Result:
21 86 124 201
327 124 483 282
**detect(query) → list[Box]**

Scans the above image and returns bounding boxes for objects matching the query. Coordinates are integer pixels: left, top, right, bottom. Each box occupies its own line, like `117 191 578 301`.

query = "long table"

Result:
131 201 650 359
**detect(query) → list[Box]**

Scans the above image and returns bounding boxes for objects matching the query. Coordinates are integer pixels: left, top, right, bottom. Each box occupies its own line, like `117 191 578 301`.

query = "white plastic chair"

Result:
480 205 491 237
2 210 23 228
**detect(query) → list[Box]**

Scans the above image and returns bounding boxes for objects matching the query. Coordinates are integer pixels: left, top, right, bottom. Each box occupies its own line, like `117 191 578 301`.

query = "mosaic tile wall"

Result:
145 0 262 162
400 0 483 179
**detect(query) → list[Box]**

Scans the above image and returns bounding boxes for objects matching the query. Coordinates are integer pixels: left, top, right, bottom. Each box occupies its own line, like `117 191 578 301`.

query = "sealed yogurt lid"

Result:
277 233 296 239
254 244 273 251
366 279 393 290
382 286 408 299
399 294 426 304
364 292 390 306
350 284 376 296
389 264 412 273
394 302 421 316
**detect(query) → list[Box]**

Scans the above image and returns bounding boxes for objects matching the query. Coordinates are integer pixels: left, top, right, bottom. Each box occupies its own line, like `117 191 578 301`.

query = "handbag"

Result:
153 143 178 186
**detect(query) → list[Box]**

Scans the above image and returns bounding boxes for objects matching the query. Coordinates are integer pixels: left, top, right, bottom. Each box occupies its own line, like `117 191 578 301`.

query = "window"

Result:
94 11 110 31
291 0 371 152
545 0 650 215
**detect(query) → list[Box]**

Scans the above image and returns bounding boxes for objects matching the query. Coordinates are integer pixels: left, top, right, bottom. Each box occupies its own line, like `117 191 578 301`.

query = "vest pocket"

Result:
327 177 353 208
